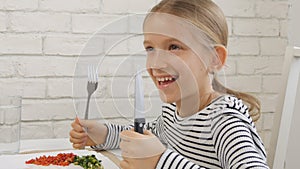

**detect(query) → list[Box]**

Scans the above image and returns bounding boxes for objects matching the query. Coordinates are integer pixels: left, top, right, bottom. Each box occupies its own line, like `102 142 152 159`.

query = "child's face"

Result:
143 16 213 104
144 15 212 103
144 34 211 104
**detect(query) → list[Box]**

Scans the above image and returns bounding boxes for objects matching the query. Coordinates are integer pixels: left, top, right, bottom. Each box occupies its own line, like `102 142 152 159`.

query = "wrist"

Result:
99 123 108 144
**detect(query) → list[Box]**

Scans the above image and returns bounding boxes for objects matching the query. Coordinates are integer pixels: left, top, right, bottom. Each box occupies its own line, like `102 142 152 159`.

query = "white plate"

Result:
0 150 119 169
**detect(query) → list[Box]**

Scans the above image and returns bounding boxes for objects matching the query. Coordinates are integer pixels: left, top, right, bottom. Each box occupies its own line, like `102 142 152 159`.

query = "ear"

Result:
208 45 227 72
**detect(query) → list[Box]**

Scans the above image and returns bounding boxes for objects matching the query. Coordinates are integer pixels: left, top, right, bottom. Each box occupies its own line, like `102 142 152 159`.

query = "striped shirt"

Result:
93 95 269 169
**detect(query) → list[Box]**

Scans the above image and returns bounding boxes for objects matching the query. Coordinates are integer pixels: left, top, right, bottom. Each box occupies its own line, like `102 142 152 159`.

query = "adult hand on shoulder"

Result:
69 117 108 149
119 130 166 169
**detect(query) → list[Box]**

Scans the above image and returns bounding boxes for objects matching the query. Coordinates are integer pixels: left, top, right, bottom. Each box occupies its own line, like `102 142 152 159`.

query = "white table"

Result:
0 138 121 169
20 138 73 153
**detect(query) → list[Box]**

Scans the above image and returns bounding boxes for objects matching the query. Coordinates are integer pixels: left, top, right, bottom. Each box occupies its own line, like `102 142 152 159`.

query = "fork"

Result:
84 65 98 120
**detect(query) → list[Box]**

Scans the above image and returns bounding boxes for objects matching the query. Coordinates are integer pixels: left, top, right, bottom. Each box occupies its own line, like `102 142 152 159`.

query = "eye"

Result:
169 44 181 51
145 46 154 52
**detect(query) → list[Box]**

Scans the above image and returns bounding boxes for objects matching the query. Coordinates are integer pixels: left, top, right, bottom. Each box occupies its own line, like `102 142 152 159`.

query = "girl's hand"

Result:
119 130 166 169
69 117 107 149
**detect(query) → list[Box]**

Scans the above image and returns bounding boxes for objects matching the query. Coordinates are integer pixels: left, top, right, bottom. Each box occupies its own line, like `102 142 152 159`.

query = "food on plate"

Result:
25 153 104 169
73 154 104 169
25 153 75 166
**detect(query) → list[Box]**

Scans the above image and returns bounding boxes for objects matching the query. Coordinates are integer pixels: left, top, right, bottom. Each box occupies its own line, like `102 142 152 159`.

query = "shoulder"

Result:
209 95 248 112
208 95 250 116
207 95 254 127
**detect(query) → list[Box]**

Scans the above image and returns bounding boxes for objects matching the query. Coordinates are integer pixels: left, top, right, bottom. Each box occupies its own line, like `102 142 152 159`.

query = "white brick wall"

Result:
262 75 282 93
0 12 6 31
228 37 260 55
102 0 157 14
0 57 14 77
0 0 291 156
39 0 100 13
233 19 280 36
225 75 262 93
214 0 256 17
10 12 71 32
0 35 42 54
280 20 288 37
47 78 73 98
236 56 284 75
256 1 289 19
260 38 288 55
16 56 77 77
0 0 38 11
72 14 121 34
44 36 89 56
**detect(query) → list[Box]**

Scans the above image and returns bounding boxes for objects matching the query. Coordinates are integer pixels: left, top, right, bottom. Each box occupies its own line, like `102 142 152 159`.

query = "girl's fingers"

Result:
69 129 87 139
69 136 86 144
70 134 87 149
70 117 91 149
72 143 86 149
69 131 87 143
71 121 85 132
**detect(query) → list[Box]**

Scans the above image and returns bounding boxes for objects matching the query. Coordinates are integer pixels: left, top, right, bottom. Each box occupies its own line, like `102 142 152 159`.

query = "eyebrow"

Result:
143 40 151 45
143 38 183 46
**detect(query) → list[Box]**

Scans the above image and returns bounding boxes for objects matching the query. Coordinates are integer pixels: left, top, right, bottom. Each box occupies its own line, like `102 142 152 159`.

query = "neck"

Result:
176 90 220 118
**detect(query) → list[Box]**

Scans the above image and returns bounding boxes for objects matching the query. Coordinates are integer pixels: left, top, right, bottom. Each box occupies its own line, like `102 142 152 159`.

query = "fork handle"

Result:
84 94 92 120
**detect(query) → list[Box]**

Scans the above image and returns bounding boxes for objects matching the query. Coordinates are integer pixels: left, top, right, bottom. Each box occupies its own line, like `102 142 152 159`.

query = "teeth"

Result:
157 77 173 82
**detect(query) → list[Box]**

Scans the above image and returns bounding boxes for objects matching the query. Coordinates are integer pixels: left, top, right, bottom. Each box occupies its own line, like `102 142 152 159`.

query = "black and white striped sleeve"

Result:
92 114 164 151
91 123 132 150
212 115 269 169
146 115 165 136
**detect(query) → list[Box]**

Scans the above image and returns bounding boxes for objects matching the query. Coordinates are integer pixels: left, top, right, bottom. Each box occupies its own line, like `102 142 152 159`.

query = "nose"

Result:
146 50 167 69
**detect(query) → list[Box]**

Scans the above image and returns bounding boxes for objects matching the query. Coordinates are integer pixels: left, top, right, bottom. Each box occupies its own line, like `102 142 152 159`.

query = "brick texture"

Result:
0 0 38 11
0 12 6 31
10 12 71 32
39 0 100 13
0 35 42 54
214 0 256 17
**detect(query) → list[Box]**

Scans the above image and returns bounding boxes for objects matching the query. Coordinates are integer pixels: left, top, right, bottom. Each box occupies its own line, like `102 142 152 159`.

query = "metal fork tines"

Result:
84 65 98 120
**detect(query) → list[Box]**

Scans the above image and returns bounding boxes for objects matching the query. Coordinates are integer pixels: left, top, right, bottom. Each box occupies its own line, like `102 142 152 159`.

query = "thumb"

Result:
75 117 81 124
75 117 84 127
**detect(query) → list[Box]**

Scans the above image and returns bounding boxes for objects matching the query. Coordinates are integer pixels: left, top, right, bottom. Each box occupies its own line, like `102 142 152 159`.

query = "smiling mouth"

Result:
156 76 178 88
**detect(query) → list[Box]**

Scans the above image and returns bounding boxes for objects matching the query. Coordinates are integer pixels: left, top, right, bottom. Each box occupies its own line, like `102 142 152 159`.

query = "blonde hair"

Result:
149 0 261 121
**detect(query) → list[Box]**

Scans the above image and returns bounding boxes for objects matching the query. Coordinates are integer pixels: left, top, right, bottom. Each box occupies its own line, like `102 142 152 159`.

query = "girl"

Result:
69 0 269 168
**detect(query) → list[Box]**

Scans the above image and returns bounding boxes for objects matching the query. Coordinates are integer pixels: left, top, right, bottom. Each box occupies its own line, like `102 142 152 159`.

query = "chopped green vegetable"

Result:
73 154 104 169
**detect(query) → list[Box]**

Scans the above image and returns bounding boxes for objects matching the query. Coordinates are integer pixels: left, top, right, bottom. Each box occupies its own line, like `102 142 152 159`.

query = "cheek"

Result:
186 56 207 76
177 58 208 89
146 68 152 75
146 69 157 84
146 56 150 69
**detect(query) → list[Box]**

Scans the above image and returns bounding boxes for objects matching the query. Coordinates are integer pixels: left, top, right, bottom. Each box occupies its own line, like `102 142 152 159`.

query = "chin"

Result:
159 92 177 103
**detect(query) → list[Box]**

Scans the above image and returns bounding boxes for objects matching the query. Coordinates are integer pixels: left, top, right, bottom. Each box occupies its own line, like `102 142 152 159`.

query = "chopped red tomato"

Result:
25 153 76 166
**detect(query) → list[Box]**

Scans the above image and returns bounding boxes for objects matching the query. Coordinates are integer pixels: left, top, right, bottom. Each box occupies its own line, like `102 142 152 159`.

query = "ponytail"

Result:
212 77 261 122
